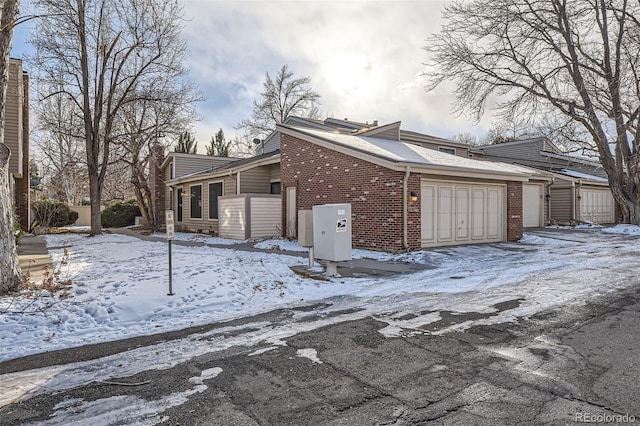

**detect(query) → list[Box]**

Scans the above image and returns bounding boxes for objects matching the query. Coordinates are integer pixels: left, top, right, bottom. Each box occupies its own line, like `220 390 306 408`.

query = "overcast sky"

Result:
11 0 495 151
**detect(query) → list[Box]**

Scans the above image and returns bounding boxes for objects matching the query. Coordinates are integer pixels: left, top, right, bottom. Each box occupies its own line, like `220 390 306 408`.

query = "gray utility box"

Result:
312 203 352 262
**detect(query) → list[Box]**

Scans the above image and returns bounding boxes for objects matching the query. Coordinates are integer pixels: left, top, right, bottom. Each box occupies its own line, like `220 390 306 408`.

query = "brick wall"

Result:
507 181 523 241
280 134 421 252
149 144 166 227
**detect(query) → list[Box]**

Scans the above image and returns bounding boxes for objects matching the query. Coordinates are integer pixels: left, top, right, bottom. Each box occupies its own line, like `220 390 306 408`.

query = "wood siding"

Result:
173 154 235 178
260 133 280 154
6 60 23 176
239 167 271 193
218 196 247 239
270 164 281 182
249 196 281 237
549 187 573 222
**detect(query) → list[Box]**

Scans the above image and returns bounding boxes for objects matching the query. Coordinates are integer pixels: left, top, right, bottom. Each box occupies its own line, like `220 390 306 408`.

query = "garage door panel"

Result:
421 185 436 243
579 188 615 224
456 187 470 241
487 188 501 239
422 180 504 247
471 188 486 240
438 186 454 242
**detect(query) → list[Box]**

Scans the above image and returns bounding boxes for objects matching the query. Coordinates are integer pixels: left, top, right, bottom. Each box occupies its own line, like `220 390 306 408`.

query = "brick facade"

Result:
506 181 523 242
149 144 166 228
280 134 421 252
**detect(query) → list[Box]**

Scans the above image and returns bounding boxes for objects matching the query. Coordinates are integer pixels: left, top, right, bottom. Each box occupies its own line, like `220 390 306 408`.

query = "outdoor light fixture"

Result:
409 191 418 202
546 194 551 201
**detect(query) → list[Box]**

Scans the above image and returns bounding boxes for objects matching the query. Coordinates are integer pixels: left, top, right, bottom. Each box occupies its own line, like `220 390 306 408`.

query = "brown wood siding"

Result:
173 155 235 178
239 166 270 193
479 139 544 160
6 60 23 176
270 164 281 181
549 187 573 222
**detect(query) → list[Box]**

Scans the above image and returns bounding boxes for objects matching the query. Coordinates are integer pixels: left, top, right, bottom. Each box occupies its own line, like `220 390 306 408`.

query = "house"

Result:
5 58 30 231
153 149 281 238
475 138 616 224
278 123 551 252
259 116 473 158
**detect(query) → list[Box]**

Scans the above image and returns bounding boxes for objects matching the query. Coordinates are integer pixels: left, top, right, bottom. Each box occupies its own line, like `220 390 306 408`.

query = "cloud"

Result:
181 0 494 147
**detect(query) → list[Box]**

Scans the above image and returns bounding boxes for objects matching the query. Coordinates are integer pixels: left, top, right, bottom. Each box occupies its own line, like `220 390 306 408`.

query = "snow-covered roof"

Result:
558 169 608 182
282 125 539 177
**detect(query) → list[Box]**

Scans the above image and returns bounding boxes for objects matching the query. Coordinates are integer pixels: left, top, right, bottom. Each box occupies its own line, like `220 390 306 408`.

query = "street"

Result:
1 279 639 425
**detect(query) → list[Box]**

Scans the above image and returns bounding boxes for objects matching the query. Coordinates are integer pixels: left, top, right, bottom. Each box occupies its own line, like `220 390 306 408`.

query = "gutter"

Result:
403 166 410 250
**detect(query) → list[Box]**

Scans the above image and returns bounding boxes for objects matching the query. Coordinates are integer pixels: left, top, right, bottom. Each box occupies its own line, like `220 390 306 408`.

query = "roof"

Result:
160 151 240 170
167 150 280 185
279 125 542 179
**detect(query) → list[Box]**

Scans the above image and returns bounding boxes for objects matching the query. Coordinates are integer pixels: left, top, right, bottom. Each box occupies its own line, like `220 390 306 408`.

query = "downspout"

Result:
547 176 554 225
402 166 411 251
571 181 576 222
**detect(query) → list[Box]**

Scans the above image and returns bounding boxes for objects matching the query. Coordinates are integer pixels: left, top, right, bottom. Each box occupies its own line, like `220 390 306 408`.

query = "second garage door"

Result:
579 188 615 224
421 180 504 247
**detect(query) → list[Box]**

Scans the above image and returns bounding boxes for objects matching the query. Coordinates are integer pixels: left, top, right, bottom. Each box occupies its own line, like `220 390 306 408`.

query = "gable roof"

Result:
167 150 280 185
278 124 545 181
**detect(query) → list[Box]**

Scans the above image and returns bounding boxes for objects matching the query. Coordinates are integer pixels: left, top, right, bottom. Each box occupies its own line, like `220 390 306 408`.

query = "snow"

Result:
296 348 323 364
2 227 640 419
559 168 608 182
285 125 536 177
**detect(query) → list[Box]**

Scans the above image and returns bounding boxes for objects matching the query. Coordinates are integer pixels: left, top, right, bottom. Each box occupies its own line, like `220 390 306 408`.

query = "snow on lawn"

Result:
1 227 640 365
602 224 640 236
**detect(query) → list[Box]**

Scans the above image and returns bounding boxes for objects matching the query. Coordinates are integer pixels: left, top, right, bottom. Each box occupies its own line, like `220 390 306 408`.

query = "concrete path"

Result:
109 227 428 278
16 235 53 283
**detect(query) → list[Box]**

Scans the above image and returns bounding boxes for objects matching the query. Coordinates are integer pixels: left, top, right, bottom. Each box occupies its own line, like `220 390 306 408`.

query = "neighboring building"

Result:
5 58 29 231
278 123 550 252
475 138 616 224
154 150 281 237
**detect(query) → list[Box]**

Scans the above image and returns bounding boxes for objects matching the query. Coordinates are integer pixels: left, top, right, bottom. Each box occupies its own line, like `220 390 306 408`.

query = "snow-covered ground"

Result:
1 224 639 365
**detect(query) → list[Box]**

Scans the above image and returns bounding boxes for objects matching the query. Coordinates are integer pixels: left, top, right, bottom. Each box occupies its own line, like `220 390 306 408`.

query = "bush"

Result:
13 207 24 244
32 201 79 229
101 199 141 228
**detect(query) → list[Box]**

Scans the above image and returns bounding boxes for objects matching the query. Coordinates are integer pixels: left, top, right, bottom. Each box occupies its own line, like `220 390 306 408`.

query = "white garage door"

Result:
579 188 615 224
522 183 543 228
421 180 504 247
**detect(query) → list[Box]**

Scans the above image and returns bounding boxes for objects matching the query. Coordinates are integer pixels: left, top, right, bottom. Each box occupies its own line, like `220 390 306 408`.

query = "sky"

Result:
10 0 495 152
2 224 640 418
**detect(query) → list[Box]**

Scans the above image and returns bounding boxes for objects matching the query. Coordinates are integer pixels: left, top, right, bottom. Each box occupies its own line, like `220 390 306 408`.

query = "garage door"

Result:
421 180 504 247
522 183 543 228
579 188 615 224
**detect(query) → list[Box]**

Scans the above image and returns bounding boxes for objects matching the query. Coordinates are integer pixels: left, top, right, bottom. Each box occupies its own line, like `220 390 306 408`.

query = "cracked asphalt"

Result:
1 282 639 425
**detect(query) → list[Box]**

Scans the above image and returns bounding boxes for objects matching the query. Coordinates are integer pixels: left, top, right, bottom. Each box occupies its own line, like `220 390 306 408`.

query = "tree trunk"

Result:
89 174 102 235
0 0 22 294
0 145 21 294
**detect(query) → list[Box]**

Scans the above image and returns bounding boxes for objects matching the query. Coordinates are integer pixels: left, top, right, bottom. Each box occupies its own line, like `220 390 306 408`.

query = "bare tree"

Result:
116 79 199 230
236 64 321 142
31 0 190 235
0 0 22 294
425 0 640 223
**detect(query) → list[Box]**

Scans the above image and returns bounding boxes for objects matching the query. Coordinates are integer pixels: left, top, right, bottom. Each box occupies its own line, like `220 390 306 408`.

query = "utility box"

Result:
298 210 313 247
312 203 352 262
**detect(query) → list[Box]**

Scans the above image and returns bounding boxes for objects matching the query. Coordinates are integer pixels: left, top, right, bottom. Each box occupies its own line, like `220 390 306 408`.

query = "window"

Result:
438 147 456 155
270 181 281 194
170 161 174 179
190 184 202 219
208 182 223 219
177 187 183 222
